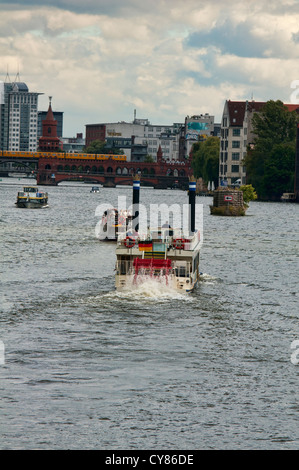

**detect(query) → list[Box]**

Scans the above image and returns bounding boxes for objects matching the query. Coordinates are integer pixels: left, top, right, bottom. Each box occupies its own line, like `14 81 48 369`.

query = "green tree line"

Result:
244 100 298 200
191 136 220 187
83 140 124 155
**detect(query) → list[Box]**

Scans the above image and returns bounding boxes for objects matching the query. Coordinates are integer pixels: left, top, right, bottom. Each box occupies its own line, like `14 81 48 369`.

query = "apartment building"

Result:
219 100 265 186
219 100 299 186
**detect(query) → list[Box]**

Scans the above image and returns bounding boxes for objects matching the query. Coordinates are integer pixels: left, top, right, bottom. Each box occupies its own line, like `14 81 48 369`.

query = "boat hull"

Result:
115 272 199 293
15 186 48 208
16 201 48 208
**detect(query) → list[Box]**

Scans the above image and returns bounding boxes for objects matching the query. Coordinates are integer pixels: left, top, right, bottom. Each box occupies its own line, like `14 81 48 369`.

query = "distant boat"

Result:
8 172 28 178
281 192 296 202
15 186 48 209
97 208 132 241
90 186 100 193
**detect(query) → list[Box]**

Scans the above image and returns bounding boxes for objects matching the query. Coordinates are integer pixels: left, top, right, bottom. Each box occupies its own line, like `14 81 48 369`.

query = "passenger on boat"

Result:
162 221 173 236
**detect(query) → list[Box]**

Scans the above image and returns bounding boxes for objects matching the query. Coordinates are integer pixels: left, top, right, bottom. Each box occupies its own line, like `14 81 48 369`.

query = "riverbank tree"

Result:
83 140 124 155
243 100 297 200
191 136 220 187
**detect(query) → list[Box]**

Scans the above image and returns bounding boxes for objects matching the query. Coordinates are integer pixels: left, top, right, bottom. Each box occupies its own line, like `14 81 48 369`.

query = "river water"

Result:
0 178 298 450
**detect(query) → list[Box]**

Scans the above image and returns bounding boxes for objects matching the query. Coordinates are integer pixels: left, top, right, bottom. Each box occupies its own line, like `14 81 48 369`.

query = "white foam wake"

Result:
121 274 189 300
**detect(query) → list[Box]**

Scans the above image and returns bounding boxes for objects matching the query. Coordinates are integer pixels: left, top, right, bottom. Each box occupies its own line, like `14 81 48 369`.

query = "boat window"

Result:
120 261 127 275
119 256 131 275
23 187 36 192
178 266 186 277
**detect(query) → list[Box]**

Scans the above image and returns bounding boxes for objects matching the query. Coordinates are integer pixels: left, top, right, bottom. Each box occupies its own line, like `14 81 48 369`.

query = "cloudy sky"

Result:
1 0 299 136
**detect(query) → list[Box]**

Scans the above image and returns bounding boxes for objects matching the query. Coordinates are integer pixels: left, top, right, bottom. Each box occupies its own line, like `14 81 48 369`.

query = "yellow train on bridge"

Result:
0 150 127 161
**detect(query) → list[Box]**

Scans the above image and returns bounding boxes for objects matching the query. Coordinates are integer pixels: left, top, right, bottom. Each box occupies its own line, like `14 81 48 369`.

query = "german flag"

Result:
138 240 153 251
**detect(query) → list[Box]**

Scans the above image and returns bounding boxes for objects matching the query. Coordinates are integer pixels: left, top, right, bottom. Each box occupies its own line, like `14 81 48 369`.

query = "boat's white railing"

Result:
115 258 193 278
117 227 201 251
18 190 48 198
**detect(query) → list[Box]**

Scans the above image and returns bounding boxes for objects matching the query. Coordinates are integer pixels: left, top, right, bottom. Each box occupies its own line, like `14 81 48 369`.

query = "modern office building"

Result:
0 77 42 151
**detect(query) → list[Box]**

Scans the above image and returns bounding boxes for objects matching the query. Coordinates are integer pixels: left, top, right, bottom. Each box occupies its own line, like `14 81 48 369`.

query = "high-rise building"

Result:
0 76 42 151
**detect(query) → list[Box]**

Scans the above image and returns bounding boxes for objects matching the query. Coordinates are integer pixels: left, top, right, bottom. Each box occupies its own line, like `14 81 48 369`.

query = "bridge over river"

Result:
1 150 193 189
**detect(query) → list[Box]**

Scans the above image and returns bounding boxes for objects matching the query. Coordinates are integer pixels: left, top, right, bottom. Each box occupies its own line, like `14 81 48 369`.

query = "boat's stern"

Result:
115 228 201 292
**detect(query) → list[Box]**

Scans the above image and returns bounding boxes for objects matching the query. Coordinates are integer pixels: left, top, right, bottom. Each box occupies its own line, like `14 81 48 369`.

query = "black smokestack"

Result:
189 176 196 234
132 174 140 232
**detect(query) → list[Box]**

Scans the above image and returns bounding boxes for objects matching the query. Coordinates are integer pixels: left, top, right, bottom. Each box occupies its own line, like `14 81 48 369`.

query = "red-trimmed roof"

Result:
227 100 266 126
227 100 299 126
284 104 299 113
227 101 246 126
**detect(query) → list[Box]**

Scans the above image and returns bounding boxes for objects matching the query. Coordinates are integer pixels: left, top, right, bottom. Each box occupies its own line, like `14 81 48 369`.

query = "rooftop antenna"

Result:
5 65 10 83
13 63 21 83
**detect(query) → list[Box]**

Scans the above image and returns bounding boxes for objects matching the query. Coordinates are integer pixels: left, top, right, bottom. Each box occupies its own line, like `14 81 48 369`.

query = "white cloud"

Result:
0 1 299 136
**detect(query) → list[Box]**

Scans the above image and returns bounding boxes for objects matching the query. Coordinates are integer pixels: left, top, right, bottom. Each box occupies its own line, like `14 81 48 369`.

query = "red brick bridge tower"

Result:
39 96 62 151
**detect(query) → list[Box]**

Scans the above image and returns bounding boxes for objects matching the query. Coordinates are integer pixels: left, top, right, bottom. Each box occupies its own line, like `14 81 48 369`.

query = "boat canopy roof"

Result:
23 186 38 192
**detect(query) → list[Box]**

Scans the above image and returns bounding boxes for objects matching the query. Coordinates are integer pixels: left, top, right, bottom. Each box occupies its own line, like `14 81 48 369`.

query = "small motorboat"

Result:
15 186 48 209
90 186 100 193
